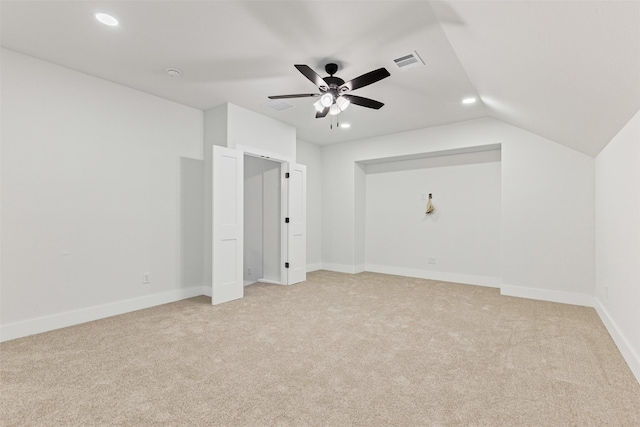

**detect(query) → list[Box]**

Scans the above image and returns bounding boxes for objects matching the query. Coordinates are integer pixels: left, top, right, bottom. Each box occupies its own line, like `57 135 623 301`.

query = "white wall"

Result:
322 118 595 300
202 104 229 289
0 49 204 339
203 103 228 148
365 150 502 286
181 157 204 290
227 104 296 161
354 163 366 272
262 162 281 282
294 139 322 271
244 156 265 283
322 119 505 272
594 110 640 380
501 127 595 304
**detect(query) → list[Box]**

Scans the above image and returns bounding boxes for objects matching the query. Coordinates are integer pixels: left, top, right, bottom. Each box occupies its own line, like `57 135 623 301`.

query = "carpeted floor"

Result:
2 271 639 426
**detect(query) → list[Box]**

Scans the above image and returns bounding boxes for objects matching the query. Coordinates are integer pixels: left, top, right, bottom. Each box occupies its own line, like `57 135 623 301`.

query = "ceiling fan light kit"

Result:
320 93 333 107
268 62 390 126
336 96 350 111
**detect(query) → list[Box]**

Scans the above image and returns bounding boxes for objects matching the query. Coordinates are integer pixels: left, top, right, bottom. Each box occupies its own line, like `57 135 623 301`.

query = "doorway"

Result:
211 145 307 305
243 155 282 285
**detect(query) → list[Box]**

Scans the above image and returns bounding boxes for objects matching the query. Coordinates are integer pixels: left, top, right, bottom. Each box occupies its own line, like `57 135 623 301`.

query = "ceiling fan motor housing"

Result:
324 77 345 101
325 63 339 76
324 64 346 95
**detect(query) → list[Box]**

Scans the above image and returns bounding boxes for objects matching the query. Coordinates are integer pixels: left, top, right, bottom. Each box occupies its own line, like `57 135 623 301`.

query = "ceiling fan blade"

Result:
268 93 320 99
295 64 329 91
315 107 329 118
342 94 385 109
339 68 391 92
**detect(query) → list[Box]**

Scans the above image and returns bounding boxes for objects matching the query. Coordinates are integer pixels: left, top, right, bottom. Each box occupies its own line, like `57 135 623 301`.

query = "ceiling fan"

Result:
268 63 390 118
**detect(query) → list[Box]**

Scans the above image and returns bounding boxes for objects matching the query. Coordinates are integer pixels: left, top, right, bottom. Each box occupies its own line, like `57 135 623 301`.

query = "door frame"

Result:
236 145 293 285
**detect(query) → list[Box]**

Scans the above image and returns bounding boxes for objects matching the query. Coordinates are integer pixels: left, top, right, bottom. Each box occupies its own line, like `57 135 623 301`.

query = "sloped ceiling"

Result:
1 1 638 157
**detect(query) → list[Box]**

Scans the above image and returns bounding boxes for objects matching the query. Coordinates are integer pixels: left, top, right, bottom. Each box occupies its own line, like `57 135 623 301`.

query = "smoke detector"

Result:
393 51 425 70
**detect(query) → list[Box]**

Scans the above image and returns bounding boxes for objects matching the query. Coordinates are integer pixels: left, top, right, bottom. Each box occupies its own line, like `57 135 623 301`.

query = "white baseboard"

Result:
593 298 640 384
257 279 282 285
321 263 361 274
365 264 501 288
500 284 594 307
353 264 366 274
306 263 322 273
0 286 205 343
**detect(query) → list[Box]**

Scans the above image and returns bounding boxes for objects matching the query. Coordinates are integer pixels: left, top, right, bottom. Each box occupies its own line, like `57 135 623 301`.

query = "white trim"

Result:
0 286 204 343
281 162 289 286
306 262 322 273
200 285 212 298
500 284 594 307
353 264 366 274
236 144 292 288
321 263 360 274
365 263 501 288
594 298 640 384
257 278 282 285
236 144 294 164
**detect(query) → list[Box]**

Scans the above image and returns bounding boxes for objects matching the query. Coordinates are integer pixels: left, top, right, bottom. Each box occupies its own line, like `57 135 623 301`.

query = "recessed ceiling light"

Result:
462 97 477 104
95 13 119 27
340 123 351 129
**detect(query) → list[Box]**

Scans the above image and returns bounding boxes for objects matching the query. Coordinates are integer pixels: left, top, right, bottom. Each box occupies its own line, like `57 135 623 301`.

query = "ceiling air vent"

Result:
393 51 425 70
263 99 294 111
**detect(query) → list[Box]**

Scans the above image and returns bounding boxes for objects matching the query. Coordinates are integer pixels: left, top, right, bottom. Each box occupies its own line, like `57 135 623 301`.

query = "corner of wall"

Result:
594 297 640 384
593 109 640 385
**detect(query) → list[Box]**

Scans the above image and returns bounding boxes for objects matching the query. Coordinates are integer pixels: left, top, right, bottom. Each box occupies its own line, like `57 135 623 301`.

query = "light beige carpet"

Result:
2 271 639 426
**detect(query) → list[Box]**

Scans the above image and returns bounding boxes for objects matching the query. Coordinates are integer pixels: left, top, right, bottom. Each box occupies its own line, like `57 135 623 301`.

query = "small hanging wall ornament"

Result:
425 193 435 214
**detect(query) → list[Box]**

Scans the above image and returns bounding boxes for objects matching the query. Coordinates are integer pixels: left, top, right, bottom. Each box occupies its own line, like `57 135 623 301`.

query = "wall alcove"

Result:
355 144 503 287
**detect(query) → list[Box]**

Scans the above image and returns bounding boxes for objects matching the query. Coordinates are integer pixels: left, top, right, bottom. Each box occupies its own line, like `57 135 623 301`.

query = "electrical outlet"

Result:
142 272 151 284
428 257 436 265
247 267 252 276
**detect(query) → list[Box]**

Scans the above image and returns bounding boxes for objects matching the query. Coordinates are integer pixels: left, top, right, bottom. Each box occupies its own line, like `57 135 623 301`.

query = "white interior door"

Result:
286 163 307 285
212 146 243 305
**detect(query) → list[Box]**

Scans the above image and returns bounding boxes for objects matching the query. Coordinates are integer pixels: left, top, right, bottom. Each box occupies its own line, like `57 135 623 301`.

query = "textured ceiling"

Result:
1 1 638 156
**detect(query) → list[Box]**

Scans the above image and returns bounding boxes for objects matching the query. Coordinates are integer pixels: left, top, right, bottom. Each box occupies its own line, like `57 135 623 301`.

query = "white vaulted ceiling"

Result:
1 1 638 156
